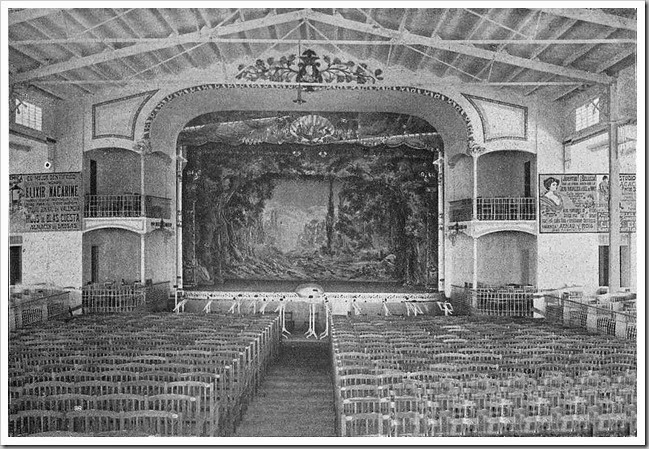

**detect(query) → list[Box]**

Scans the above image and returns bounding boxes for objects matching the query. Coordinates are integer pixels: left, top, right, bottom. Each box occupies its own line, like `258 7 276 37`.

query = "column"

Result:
437 150 445 292
608 82 621 292
140 234 146 283
472 154 479 220
140 152 146 284
473 237 478 291
140 152 146 216
176 146 185 291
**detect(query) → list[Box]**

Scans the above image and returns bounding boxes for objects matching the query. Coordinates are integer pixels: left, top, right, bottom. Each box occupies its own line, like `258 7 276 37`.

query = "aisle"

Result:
234 339 336 437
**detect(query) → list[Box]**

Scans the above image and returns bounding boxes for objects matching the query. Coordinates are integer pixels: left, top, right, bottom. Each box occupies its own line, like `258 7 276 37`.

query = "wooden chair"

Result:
9 410 66 436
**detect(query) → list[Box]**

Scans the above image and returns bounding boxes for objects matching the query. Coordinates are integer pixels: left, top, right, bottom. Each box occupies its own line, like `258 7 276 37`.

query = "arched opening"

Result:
477 230 537 287
82 228 142 285
142 84 478 294
179 110 443 292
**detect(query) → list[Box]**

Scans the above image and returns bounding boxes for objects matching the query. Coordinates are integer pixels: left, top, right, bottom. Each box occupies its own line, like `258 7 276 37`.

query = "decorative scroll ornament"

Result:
133 138 153 154
236 49 384 88
467 142 486 157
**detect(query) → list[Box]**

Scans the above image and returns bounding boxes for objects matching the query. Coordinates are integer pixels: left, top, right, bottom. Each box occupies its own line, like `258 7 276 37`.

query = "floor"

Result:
234 339 336 437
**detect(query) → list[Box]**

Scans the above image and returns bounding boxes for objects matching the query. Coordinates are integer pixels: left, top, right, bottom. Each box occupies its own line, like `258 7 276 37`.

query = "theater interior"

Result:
5 5 643 443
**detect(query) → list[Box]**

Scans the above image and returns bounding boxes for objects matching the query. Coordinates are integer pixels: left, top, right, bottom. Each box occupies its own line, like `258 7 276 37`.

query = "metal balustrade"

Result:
453 284 536 317
84 195 171 219
9 291 71 330
82 281 170 314
541 294 637 341
449 198 536 222
477 197 536 221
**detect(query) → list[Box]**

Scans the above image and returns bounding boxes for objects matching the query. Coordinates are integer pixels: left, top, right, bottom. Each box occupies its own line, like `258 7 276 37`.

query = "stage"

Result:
185 279 438 294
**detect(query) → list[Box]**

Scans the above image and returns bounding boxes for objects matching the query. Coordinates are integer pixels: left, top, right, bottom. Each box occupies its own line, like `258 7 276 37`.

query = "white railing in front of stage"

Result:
176 290 448 318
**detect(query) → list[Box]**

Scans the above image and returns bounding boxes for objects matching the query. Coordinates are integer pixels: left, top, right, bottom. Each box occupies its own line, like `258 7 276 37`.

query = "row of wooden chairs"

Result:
9 313 282 437
330 315 636 437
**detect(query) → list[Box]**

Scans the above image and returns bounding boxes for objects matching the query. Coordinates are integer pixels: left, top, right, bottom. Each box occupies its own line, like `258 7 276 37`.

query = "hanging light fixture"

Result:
293 39 306 105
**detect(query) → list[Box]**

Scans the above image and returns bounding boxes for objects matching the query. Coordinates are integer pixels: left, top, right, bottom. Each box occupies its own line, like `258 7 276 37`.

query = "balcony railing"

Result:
449 197 536 222
477 197 536 221
84 194 171 219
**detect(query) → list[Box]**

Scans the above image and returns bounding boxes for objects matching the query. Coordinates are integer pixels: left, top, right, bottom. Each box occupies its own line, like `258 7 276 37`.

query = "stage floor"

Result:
187 279 436 294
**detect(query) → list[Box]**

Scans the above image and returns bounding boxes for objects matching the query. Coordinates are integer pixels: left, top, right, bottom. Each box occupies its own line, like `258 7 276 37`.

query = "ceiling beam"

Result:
415 9 450 72
12 9 309 83
306 10 613 84
552 47 637 101
463 8 529 38
64 9 142 79
10 45 93 96
8 8 63 26
499 19 579 83
524 28 620 96
439 12 489 78
473 10 543 80
535 8 637 32
12 37 636 46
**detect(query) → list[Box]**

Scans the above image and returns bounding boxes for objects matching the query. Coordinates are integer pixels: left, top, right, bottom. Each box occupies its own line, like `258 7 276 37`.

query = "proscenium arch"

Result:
142 83 480 292
143 84 479 160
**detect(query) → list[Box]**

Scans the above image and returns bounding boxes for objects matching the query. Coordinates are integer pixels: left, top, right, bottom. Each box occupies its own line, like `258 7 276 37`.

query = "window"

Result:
14 100 42 131
575 97 600 131
10 246 22 285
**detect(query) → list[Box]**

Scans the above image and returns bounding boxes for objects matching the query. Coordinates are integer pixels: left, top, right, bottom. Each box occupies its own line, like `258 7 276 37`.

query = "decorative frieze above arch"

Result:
141 83 477 150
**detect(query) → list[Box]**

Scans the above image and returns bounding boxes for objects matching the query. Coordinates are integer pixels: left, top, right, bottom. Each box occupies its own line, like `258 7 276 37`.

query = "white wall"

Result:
21 232 83 288
145 230 175 283
447 155 473 202
449 233 474 287
9 134 51 175
144 154 173 199
52 100 85 172
537 234 600 292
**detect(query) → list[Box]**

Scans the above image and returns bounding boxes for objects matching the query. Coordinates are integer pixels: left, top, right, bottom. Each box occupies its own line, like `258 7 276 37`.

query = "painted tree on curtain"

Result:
183 144 438 288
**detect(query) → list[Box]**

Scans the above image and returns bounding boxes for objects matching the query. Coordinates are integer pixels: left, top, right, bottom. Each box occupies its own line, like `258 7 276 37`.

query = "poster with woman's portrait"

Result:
539 174 636 233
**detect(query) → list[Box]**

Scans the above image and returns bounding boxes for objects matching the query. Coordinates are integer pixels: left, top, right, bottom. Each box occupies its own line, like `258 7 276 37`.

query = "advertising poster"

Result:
9 172 83 232
539 173 635 234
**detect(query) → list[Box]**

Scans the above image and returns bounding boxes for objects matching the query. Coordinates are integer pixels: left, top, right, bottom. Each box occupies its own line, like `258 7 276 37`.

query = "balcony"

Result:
84 194 171 219
450 197 536 222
